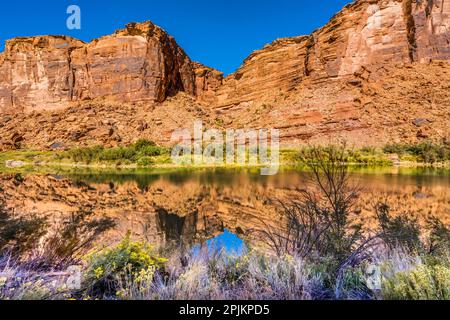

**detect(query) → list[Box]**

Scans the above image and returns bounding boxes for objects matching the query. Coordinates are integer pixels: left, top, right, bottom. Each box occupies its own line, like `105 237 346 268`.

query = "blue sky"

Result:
0 0 352 75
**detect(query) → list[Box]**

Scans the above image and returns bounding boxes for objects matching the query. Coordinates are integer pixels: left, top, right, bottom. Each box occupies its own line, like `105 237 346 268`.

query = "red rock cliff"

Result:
214 0 450 108
0 22 196 113
0 0 448 148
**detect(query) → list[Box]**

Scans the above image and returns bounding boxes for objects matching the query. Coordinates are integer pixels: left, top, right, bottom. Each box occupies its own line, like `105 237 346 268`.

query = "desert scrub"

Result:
129 249 326 300
136 156 155 167
84 234 167 298
294 145 392 166
383 142 449 164
346 149 392 166
64 139 168 164
0 278 54 300
381 263 450 300
0 259 72 300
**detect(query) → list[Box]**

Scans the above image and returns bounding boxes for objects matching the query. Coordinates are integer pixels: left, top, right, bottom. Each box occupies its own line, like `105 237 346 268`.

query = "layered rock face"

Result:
0 36 85 113
214 37 310 108
0 0 449 148
0 22 196 113
214 0 450 108
413 0 450 61
211 0 450 146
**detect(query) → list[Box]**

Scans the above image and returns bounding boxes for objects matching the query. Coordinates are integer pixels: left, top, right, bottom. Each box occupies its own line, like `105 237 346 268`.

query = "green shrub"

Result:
84 234 167 297
97 147 136 162
383 142 449 164
66 146 104 163
64 139 168 164
138 145 165 157
133 139 156 151
350 153 391 166
399 154 420 162
383 144 407 155
295 146 391 166
137 156 155 167
360 147 377 155
382 264 450 300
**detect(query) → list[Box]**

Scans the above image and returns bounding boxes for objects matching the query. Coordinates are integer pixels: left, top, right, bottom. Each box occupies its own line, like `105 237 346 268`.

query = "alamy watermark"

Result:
365 264 382 291
67 4 81 30
171 121 280 176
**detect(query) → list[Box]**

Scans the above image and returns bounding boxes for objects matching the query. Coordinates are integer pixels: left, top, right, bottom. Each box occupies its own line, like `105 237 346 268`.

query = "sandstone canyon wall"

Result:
213 0 450 108
0 0 448 148
0 22 196 113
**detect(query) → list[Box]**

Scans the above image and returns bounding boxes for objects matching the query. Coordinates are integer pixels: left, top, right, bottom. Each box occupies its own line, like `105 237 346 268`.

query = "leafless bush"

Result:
27 210 116 270
259 145 368 257
0 203 115 271
255 144 381 298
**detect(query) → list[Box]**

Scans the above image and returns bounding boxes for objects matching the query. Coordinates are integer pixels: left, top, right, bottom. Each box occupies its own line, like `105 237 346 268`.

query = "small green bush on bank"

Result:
63 139 169 165
383 142 449 164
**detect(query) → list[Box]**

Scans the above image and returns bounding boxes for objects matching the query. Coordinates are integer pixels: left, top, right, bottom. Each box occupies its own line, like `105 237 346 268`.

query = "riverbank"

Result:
1 141 449 171
1 218 449 301
0 144 448 301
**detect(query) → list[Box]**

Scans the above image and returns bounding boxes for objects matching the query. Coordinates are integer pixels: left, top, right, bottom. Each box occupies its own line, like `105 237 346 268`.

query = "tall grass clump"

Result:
111 247 326 300
0 255 71 300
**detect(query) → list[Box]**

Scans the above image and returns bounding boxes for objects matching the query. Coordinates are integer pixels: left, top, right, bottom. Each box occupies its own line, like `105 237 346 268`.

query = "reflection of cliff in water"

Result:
0 168 448 249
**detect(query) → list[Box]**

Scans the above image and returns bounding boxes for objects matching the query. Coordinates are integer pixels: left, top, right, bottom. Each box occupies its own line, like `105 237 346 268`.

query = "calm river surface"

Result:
0 166 448 249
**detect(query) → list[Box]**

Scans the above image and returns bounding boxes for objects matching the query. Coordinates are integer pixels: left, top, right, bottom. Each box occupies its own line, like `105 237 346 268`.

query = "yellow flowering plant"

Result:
84 233 167 297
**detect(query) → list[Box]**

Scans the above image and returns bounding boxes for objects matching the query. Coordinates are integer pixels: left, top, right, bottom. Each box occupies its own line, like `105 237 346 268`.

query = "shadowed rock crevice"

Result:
403 0 419 62
157 208 188 243
304 35 315 77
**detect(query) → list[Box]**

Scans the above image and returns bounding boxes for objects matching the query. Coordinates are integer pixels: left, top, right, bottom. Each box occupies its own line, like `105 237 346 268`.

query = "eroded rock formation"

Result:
0 0 449 148
0 22 196 113
214 0 450 108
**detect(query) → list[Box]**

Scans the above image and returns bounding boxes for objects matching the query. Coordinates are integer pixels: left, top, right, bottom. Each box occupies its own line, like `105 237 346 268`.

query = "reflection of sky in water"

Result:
193 230 246 256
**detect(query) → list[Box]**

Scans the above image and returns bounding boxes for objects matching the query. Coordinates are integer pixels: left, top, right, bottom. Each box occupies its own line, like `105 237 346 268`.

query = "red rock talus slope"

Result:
0 0 449 148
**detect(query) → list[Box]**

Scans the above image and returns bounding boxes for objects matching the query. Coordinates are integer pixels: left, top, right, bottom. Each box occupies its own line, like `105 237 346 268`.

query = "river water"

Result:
0 166 448 251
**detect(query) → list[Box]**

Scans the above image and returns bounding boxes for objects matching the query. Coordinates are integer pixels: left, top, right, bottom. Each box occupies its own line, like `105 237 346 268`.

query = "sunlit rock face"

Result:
70 22 196 104
214 0 450 108
0 36 85 113
0 22 196 113
0 0 449 148
413 0 450 62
